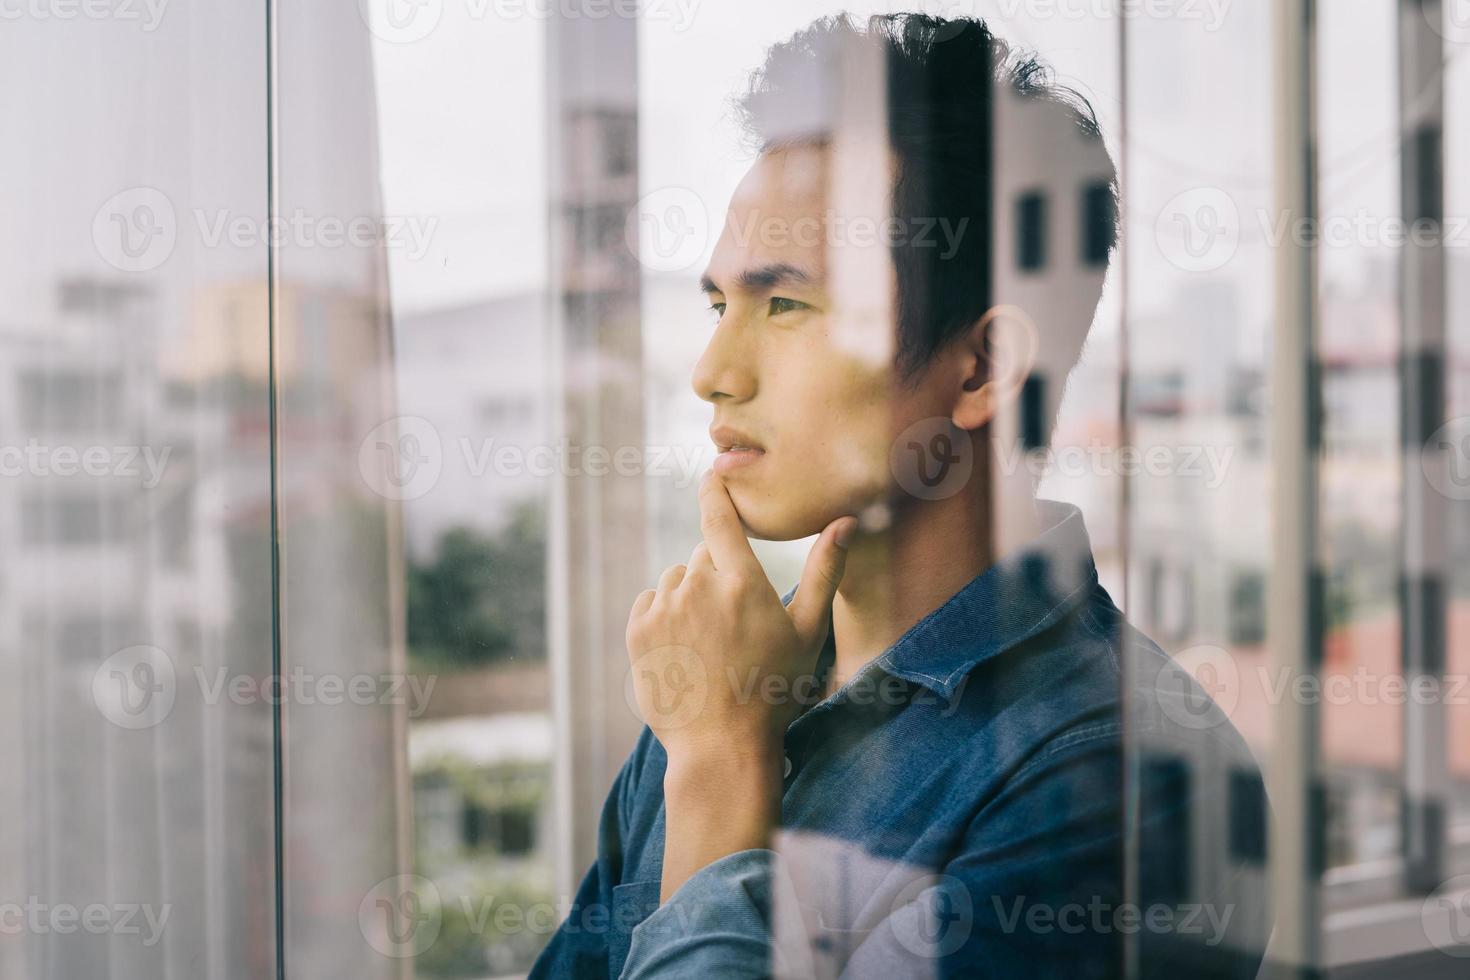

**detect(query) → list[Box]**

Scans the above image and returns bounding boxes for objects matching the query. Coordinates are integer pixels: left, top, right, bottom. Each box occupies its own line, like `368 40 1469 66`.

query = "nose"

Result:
691 316 756 404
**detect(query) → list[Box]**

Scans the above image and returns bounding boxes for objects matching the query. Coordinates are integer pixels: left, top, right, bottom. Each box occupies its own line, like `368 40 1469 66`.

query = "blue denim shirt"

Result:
531 502 1270 979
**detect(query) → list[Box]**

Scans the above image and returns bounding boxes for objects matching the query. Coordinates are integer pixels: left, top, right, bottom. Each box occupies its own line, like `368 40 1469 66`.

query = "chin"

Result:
726 481 869 542
736 514 813 542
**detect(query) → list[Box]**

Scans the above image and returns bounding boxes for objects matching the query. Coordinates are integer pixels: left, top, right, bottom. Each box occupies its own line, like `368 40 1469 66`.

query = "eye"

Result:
768 296 810 316
708 302 727 319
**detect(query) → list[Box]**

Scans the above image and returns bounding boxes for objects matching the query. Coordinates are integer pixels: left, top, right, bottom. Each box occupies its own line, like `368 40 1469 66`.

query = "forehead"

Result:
707 144 831 284
731 143 829 212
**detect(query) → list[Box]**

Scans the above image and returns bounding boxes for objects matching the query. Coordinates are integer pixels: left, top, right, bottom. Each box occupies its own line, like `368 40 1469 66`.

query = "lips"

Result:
709 424 765 455
709 424 767 475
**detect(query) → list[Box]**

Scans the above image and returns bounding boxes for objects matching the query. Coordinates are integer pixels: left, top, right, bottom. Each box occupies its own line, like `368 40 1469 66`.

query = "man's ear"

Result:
951 305 1039 431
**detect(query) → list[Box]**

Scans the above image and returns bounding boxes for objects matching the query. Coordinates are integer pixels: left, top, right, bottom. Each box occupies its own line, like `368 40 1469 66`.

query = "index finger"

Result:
698 473 759 573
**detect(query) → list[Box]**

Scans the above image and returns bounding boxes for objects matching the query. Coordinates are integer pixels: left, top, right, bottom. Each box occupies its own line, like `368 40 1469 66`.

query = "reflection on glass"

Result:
0 6 277 979
368 5 555 975
1442 0 1470 847
1314 0 1403 870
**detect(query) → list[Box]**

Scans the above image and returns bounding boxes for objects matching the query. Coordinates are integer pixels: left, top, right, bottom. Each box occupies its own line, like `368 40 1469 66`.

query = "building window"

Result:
603 117 636 177
1228 571 1267 647
1016 191 1048 272
20 371 124 432
1147 557 1165 631
1080 182 1115 266
463 801 537 858
21 494 130 547
1020 373 1046 450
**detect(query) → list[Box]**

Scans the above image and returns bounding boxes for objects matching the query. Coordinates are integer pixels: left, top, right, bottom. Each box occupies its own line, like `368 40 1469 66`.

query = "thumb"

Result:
789 516 857 646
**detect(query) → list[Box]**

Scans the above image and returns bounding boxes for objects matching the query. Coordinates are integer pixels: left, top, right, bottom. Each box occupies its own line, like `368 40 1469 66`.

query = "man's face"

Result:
695 145 952 540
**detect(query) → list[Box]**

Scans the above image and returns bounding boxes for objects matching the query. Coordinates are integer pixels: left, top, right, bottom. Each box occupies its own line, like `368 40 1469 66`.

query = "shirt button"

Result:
783 756 794 778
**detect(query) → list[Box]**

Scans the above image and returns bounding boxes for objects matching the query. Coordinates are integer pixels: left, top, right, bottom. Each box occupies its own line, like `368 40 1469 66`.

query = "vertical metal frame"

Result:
268 6 409 977
545 3 648 893
264 3 287 978
1116 11 1138 977
1397 0 1450 899
1269 0 1326 976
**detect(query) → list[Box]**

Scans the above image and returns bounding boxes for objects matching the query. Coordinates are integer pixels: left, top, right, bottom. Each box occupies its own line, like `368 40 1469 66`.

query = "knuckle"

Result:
722 569 754 596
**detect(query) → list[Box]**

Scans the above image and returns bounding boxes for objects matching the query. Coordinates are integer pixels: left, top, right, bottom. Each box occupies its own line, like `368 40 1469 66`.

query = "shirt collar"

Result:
786 500 1099 700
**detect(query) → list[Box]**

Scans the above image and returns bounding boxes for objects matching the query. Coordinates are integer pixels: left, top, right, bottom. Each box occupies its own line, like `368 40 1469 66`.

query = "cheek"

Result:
777 359 893 494
725 362 893 541
820 416 891 498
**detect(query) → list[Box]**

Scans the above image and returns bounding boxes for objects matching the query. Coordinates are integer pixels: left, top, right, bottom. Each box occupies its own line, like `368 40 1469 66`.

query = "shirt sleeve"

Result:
620 849 778 980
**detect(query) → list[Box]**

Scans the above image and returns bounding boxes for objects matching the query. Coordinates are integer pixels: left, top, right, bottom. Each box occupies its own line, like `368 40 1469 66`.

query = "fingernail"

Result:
834 517 856 549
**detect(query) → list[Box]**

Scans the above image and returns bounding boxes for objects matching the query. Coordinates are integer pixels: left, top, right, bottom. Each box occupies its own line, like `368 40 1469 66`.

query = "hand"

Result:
626 472 855 900
625 473 856 764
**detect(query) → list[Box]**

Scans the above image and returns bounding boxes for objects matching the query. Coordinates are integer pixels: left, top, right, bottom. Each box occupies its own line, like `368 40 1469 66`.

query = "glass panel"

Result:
1122 9 1277 968
360 5 555 976
1316 0 1403 870
272 5 408 979
0 6 277 978
1124 1 1276 765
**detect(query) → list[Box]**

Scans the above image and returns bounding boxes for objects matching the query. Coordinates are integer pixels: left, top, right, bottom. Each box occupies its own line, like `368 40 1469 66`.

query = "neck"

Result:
828 477 1041 688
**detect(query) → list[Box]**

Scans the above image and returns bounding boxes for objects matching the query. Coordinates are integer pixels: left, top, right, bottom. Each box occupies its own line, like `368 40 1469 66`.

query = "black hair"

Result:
735 13 1118 409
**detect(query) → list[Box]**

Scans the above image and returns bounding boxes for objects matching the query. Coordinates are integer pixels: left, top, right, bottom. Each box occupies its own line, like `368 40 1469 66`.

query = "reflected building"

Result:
394 292 549 558
0 275 279 980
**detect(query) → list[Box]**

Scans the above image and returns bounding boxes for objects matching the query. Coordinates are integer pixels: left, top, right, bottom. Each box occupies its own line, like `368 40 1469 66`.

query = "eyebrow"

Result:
700 263 817 296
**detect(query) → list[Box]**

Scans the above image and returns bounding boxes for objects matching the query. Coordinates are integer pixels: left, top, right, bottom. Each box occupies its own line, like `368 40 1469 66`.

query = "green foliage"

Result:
416 757 547 813
407 502 546 669
416 872 555 978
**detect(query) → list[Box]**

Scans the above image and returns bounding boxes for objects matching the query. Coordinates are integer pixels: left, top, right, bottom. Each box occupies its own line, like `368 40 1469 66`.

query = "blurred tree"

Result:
407 501 546 668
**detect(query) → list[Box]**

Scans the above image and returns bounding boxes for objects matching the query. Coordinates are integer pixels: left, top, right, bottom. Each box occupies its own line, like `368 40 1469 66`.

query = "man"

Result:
532 13 1268 978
